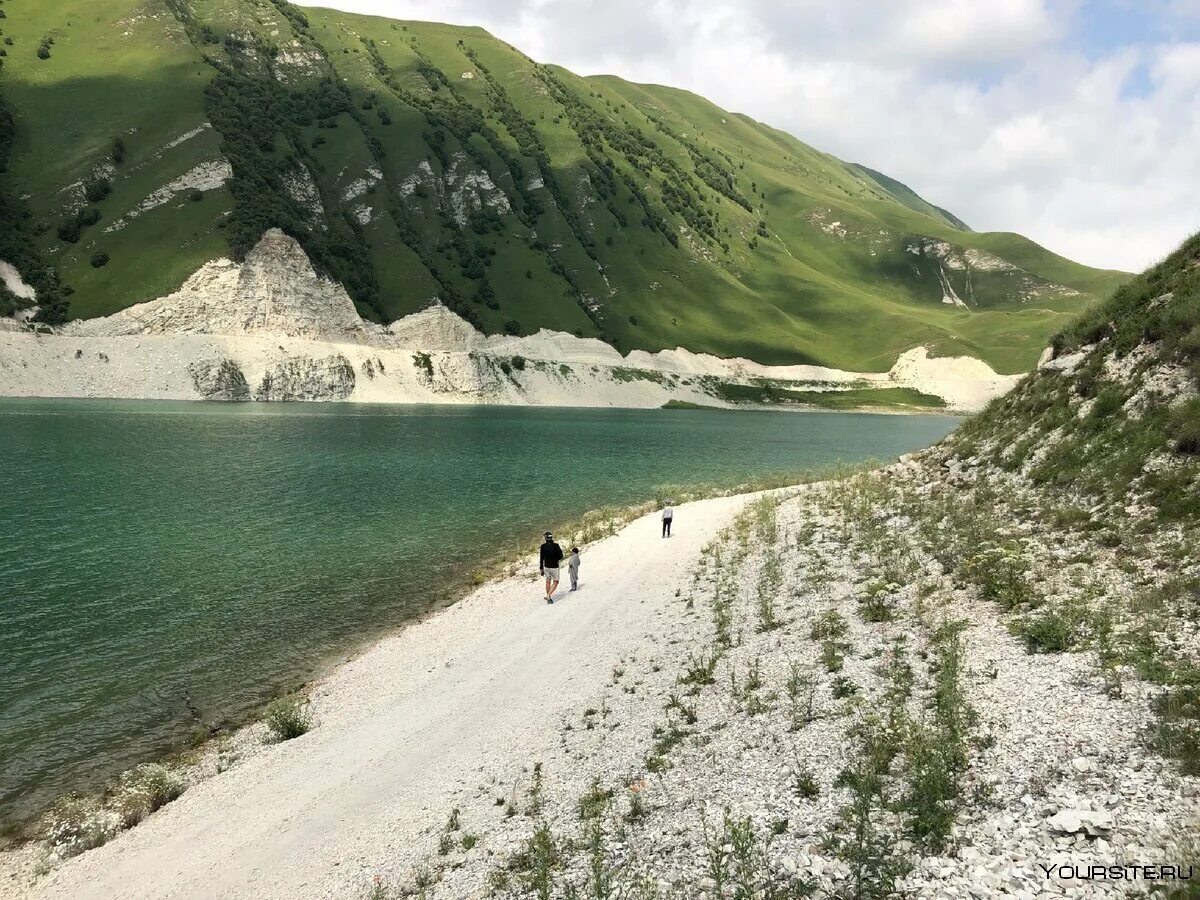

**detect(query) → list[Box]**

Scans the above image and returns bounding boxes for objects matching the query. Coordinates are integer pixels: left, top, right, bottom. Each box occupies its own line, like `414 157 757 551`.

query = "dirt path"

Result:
30 494 754 899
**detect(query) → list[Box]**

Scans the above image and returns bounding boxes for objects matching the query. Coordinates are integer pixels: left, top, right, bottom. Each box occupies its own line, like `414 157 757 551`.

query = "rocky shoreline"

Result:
6 449 1196 898
377 456 1199 900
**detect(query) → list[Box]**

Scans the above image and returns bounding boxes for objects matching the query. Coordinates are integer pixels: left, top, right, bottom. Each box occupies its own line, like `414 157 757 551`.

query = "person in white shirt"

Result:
567 547 581 591
661 504 674 538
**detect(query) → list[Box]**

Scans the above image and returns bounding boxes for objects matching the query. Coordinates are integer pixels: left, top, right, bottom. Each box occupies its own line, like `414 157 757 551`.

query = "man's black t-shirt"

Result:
540 540 564 570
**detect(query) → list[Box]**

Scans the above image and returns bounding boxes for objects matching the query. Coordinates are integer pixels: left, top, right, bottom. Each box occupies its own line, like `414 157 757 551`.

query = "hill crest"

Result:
0 0 1128 375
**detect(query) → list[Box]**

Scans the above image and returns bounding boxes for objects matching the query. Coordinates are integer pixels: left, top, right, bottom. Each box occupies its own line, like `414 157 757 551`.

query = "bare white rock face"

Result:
4 229 1021 410
65 229 365 341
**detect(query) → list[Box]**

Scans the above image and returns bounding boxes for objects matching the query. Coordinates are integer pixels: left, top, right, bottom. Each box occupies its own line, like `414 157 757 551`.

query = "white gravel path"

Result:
26 494 756 900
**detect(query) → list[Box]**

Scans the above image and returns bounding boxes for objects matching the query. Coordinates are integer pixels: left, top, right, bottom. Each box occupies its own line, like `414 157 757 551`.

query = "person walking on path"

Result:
567 547 581 591
661 504 674 538
539 531 564 603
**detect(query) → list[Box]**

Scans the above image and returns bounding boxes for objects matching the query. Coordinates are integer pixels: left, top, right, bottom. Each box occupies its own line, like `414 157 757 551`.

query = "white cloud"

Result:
296 0 1200 271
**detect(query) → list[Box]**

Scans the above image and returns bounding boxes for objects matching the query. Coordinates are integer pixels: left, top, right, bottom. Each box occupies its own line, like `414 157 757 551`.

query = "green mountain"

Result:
0 0 1128 374
846 164 972 232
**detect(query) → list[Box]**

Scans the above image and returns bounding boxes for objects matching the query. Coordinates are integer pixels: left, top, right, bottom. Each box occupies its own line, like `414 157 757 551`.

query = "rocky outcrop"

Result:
67 230 366 341
5 229 1021 410
188 359 251 401
255 354 355 401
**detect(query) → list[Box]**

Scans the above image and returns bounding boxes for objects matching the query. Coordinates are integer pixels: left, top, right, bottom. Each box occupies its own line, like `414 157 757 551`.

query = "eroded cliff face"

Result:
1 230 1020 411
66 230 368 341
187 359 251 401
254 355 356 401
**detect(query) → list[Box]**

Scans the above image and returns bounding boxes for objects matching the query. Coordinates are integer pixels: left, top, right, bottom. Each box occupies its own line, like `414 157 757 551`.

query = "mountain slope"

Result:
846 163 971 231
952 229 1200 519
0 0 1128 374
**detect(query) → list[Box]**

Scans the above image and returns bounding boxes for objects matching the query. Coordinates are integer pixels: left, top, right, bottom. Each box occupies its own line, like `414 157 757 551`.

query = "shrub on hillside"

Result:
264 697 312 743
114 764 184 827
41 795 118 858
111 136 126 164
1173 399 1200 456
57 218 81 243
84 177 111 203
961 542 1034 609
1010 600 1091 653
90 251 109 268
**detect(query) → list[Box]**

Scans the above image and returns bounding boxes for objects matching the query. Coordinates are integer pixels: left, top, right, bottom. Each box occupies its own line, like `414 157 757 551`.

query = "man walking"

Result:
661 503 674 538
539 531 564 603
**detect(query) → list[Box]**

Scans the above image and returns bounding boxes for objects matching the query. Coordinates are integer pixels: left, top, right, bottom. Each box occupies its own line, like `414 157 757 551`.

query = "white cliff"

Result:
1 230 1020 411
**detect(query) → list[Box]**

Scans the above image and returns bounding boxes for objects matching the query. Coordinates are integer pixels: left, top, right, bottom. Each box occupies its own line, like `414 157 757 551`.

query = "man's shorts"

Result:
544 567 560 580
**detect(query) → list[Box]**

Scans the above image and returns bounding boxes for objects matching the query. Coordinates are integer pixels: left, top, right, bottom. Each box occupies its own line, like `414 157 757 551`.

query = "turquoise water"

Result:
0 399 957 827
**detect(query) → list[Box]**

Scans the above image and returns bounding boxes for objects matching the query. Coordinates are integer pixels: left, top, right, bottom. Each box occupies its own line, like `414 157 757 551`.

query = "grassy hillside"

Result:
846 163 971 231
0 0 1128 372
955 229 1200 520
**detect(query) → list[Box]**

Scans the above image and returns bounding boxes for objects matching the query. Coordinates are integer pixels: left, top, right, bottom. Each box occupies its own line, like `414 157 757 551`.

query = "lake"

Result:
0 399 958 828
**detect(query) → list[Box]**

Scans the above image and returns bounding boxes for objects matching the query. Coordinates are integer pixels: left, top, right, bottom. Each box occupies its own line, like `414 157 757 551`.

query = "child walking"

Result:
568 547 581 591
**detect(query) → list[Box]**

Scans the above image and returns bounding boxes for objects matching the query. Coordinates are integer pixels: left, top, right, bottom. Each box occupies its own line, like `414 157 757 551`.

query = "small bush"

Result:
679 648 720 691
1153 686 1200 775
821 639 849 673
626 788 646 822
831 675 859 699
412 351 433 379
511 823 559 900
859 579 899 623
1011 601 1090 653
962 542 1034 609
793 770 820 799
115 764 185 827
90 251 109 268
84 177 112 203
57 218 82 243
786 661 816 729
902 722 958 853
41 795 118 858
577 778 612 821
1171 399 1200 455
511 355 526 371
810 609 848 640
264 697 312 742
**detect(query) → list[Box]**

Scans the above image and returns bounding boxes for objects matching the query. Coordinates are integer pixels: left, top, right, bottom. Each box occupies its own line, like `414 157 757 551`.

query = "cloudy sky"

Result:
296 0 1200 272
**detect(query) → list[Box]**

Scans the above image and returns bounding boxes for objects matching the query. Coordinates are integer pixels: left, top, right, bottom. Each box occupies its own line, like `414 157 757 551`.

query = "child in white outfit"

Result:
568 547 581 591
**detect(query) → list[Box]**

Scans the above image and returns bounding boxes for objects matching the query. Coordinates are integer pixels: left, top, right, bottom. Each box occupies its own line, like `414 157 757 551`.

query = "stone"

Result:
1046 808 1114 836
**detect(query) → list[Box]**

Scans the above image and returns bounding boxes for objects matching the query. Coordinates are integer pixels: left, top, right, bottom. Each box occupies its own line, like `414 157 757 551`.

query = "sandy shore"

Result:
16 493 758 899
